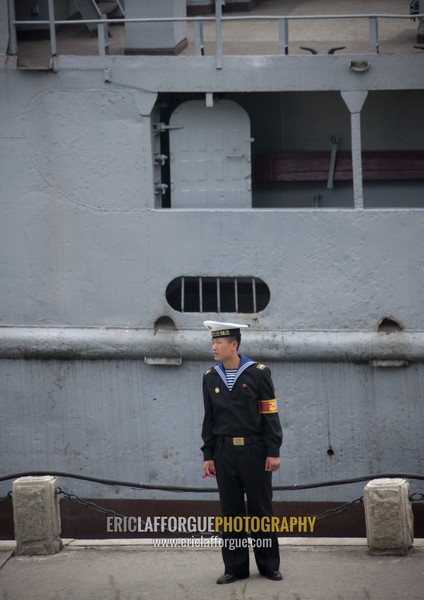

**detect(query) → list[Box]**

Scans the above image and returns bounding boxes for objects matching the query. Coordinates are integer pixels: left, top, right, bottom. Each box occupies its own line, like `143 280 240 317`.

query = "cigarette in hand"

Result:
202 466 215 478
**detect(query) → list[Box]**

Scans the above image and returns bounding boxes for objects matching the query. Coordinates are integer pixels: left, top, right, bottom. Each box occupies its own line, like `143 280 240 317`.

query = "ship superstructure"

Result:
1 0 424 537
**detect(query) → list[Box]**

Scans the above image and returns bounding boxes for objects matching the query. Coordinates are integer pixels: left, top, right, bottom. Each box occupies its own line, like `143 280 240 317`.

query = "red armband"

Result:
258 399 278 414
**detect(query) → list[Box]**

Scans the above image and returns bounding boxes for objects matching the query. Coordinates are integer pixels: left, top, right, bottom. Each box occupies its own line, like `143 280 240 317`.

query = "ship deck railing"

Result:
6 0 424 70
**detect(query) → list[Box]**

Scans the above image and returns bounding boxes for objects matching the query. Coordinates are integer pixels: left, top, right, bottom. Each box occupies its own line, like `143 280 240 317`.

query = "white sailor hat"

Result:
203 320 249 339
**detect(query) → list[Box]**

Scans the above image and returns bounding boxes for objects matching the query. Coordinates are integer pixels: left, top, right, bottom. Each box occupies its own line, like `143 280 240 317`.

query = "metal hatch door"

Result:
169 100 252 208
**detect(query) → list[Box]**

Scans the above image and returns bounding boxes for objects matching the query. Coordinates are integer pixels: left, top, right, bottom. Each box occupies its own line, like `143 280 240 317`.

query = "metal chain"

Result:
315 496 364 521
57 487 365 529
57 488 146 526
410 492 424 502
314 493 424 521
0 491 12 504
13 487 424 532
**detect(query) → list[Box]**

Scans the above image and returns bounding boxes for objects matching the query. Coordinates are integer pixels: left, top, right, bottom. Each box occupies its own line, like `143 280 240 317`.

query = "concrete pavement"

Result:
0 538 423 600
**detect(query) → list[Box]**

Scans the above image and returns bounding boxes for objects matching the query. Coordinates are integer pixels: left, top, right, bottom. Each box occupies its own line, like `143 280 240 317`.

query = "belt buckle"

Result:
232 437 245 446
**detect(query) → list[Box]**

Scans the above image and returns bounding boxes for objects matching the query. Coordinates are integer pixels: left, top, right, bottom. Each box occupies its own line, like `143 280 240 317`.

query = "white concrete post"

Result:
12 476 62 556
364 478 414 556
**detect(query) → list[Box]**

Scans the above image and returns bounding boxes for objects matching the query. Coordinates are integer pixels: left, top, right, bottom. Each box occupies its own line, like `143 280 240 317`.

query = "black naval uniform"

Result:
201 354 283 578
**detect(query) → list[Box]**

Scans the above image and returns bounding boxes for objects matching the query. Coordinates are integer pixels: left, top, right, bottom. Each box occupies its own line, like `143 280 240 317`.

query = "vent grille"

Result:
166 277 270 313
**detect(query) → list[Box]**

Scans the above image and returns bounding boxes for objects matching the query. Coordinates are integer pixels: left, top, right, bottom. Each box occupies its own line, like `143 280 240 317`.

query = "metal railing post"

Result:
369 16 379 53
7 0 17 55
215 0 223 69
194 19 204 56
279 17 288 55
98 14 109 56
47 0 57 56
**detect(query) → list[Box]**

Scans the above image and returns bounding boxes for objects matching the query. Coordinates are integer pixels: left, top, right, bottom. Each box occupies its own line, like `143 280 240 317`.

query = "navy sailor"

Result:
201 320 283 584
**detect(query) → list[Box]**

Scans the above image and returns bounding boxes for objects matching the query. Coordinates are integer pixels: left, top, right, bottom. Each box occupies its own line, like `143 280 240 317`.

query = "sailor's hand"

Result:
265 456 280 472
202 460 216 478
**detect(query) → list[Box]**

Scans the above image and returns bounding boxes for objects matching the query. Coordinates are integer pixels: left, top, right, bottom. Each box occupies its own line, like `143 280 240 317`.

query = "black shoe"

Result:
216 573 249 585
260 570 283 581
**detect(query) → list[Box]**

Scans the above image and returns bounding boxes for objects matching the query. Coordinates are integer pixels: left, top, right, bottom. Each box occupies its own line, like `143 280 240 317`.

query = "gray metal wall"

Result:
1 358 423 502
1 71 424 331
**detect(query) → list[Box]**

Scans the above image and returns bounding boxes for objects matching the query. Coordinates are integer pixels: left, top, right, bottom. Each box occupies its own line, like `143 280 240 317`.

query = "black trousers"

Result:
214 438 280 576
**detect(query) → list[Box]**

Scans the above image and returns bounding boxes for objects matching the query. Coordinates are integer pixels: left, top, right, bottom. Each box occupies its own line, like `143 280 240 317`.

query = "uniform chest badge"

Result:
215 387 220 394
242 383 247 388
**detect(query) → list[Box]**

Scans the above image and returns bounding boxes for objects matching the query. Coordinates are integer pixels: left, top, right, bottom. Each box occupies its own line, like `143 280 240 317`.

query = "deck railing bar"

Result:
12 14 424 27
9 13 423 60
